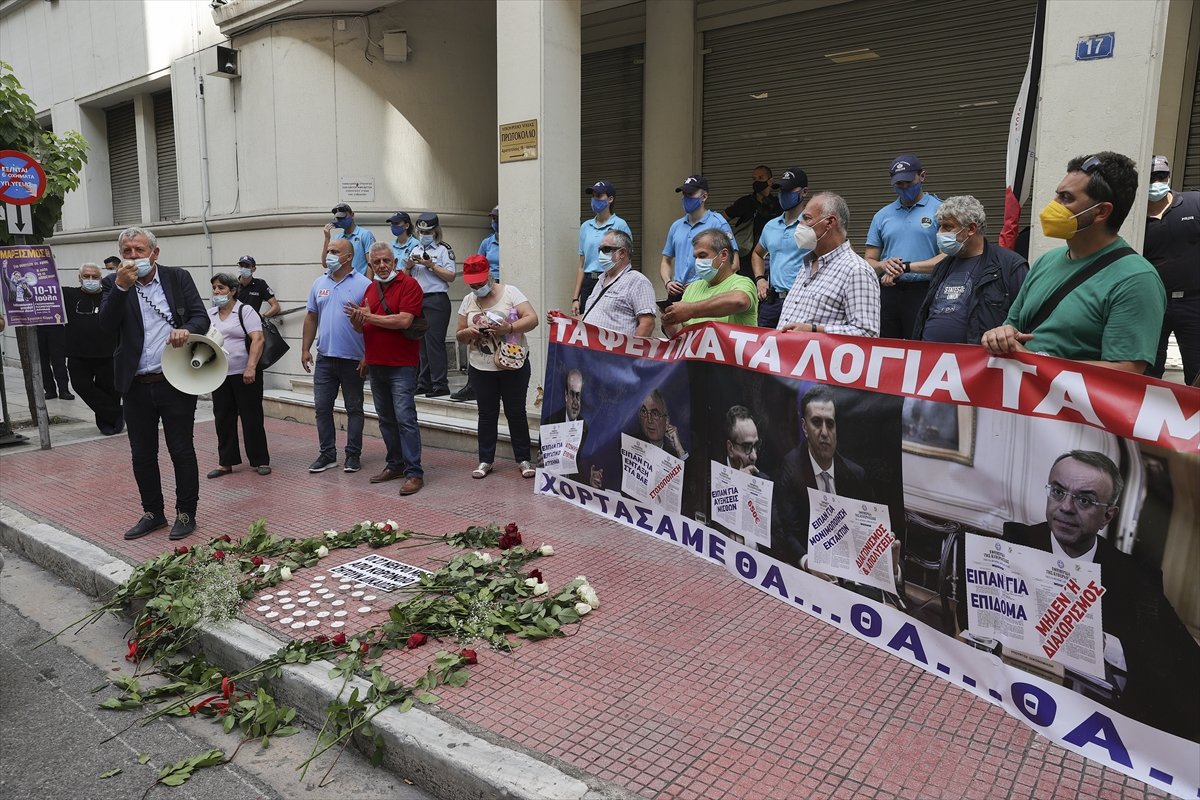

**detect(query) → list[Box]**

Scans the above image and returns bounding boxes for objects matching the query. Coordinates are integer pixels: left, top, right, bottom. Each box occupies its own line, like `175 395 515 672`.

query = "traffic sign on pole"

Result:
0 150 47 206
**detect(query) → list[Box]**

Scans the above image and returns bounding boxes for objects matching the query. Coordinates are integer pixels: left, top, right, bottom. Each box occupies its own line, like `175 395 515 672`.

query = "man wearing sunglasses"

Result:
1000 450 1199 741
982 152 1165 372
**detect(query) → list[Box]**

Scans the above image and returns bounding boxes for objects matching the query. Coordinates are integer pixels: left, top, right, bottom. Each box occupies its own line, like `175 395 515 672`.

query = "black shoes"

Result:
124 512 168 540
169 513 196 540
449 386 476 402
343 455 362 473
309 454 337 473
426 388 451 399
60 392 76 401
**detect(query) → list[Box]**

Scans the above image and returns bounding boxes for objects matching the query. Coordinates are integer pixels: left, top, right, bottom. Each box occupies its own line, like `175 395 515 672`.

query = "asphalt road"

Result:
0 546 431 800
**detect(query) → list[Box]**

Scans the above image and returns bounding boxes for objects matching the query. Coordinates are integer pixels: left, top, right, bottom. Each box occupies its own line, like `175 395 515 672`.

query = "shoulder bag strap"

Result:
374 282 395 315
580 269 627 321
237 304 248 338
1026 247 1135 332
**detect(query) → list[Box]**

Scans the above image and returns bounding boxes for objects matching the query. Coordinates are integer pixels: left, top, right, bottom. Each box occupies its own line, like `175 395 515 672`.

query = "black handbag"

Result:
237 305 290 371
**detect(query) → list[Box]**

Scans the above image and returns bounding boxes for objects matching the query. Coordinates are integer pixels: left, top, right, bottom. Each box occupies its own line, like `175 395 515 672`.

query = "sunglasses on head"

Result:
1079 155 1113 198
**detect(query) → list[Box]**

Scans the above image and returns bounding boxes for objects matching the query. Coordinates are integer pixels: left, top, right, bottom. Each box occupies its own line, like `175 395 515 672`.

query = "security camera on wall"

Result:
207 45 239 79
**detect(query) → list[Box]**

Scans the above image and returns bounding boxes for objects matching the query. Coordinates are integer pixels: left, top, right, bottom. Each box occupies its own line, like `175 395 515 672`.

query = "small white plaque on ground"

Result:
329 554 429 592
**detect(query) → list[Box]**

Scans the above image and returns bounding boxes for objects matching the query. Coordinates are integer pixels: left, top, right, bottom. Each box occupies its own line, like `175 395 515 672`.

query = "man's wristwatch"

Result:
902 261 912 273
754 275 768 283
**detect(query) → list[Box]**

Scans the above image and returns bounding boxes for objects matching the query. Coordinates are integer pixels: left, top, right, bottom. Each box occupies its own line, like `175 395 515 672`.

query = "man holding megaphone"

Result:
99 226 209 542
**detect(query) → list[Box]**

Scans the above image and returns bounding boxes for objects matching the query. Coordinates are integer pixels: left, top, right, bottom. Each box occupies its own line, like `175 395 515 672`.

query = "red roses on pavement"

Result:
460 649 478 665
406 632 428 649
498 522 522 550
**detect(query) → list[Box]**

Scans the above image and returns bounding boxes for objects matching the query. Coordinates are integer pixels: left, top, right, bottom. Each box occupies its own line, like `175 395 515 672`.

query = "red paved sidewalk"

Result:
0 417 1170 799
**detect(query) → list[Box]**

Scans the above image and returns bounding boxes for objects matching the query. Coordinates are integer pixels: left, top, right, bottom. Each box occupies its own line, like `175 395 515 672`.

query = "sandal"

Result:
519 461 536 479
206 467 233 479
472 462 493 479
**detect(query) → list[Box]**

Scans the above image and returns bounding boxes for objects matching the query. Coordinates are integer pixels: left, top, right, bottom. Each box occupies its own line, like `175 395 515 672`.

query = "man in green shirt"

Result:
660 228 758 336
983 151 1165 373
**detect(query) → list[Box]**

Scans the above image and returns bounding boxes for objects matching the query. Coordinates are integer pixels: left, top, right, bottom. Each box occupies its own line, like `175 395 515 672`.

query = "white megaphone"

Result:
161 326 229 395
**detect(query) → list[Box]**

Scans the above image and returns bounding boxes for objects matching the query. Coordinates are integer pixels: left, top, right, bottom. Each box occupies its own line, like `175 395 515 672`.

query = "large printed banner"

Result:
539 316 1200 798
1 245 66 326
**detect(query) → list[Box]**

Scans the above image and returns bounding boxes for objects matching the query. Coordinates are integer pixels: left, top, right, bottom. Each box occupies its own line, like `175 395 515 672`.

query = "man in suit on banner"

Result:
100 226 208 542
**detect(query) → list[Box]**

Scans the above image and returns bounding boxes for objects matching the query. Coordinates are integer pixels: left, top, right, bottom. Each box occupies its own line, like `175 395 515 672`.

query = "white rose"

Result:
386 519 399 530
316 545 329 558
279 566 292 580
361 520 373 529
538 545 554 556
473 552 493 564
575 575 588 584
524 577 539 588
579 586 600 609
533 582 549 596
374 521 386 530
324 529 338 539
574 602 592 616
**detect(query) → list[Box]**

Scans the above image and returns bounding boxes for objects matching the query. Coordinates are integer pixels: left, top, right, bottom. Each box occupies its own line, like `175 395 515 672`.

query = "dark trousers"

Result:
579 273 600 310
757 293 784 329
313 355 364 459
37 326 69 395
879 282 929 340
123 380 199 516
469 362 531 464
68 356 122 433
212 372 270 467
1150 293 1200 386
418 292 452 393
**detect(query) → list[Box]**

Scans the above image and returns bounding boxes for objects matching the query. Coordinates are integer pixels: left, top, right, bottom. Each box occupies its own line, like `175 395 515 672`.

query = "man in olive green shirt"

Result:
661 228 758 336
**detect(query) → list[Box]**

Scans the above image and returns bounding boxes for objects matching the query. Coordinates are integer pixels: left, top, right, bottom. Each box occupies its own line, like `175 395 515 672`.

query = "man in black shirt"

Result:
234 255 280 318
723 165 781 277
64 263 122 434
1144 155 1200 385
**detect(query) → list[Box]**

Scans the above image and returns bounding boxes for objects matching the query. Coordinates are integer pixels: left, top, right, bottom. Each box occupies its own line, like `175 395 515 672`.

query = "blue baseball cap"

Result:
889 154 923 184
586 180 616 197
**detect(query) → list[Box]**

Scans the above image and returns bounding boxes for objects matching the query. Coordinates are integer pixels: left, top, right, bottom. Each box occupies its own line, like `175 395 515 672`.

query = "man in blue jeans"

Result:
349 243 426 495
302 238 372 473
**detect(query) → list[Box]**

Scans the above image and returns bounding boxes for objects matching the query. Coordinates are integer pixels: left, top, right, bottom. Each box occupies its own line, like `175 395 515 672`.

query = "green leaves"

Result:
98 768 122 779
156 749 224 787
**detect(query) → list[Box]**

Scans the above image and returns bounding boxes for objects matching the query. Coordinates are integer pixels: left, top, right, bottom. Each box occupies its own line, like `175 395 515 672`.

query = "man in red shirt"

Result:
348 242 426 495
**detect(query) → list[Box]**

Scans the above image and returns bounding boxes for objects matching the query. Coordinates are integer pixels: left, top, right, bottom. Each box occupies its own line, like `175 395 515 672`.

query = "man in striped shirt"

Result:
775 193 880 338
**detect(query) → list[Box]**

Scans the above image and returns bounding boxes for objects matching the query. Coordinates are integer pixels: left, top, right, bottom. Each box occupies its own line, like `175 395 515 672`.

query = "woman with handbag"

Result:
454 254 538 479
206 273 271 478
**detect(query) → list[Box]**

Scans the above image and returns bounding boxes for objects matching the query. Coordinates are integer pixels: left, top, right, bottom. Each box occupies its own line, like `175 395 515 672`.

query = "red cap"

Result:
462 254 490 285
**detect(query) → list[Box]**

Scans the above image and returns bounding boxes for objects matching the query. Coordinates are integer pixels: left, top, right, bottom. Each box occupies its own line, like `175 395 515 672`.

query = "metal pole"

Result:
13 232 51 449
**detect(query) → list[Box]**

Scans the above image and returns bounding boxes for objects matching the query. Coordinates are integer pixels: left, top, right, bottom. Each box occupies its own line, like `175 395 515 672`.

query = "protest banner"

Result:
1 244 65 326
539 315 1200 798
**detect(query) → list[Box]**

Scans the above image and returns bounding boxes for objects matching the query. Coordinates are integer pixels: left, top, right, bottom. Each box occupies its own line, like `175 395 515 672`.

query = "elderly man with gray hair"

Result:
912 195 1028 343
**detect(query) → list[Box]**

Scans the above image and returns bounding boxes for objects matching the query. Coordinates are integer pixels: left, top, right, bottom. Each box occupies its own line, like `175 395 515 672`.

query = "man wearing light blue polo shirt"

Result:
751 167 810 329
301 238 372 475
865 154 943 339
322 203 377 277
573 180 632 315
659 174 738 301
387 210 418 266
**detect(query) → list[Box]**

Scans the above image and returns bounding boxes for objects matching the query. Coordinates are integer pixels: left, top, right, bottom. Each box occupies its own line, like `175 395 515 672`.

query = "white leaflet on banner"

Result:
965 535 1106 678
805 488 897 595
540 420 584 474
534 471 1200 798
709 460 773 547
620 433 684 514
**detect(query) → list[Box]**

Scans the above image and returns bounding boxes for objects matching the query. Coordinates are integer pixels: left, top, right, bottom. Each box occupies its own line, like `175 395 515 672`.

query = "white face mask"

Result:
472 284 492 298
238 267 253 278
81 279 102 292
375 269 396 283
419 234 435 246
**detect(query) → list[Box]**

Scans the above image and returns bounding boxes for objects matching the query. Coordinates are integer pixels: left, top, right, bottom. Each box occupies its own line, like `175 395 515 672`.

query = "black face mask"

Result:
752 180 769 194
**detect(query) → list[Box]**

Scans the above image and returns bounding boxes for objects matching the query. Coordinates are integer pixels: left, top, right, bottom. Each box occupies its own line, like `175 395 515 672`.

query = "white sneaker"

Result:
519 461 536 479
472 462 493 479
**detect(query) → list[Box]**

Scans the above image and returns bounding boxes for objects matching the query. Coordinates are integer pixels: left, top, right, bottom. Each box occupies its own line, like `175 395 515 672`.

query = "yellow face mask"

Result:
1039 200 1101 240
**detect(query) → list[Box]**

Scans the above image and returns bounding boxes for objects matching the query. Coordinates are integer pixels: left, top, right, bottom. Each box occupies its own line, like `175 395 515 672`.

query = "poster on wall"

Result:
539 315 1200 799
0 245 66 327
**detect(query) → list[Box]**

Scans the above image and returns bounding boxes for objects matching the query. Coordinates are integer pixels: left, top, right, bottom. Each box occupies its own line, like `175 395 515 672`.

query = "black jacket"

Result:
98 265 209 393
770 445 873 568
912 239 1028 343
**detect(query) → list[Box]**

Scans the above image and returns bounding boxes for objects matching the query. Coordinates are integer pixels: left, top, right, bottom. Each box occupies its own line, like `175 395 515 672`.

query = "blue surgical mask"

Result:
779 190 802 211
473 283 493 298
936 229 966 256
334 217 351 229
682 195 703 214
591 198 609 214
81 279 101 292
391 225 408 237
238 267 253 278
490 219 499 233
896 183 922 204
596 251 614 270
1148 182 1170 202
325 254 341 272
134 258 153 277
212 294 230 308
419 234 435 246
694 257 719 283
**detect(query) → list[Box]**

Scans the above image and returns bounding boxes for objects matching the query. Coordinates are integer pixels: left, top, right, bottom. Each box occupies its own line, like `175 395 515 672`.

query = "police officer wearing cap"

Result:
865 154 943 339
574 180 632 315
408 212 456 397
322 203 377 277
660 174 738 301
388 211 419 268
1144 155 1200 385
751 167 809 329
234 256 280 318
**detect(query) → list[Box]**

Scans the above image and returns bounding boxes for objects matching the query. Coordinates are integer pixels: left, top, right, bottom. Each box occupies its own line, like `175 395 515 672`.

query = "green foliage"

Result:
155 749 224 788
0 61 87 244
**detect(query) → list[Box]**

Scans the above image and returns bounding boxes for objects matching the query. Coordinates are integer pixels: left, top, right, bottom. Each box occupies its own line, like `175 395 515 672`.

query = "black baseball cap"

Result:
237 255 256 266
675 175 709 194
773 168 808 192
387 211 411 225
332 203 353 218
586 180 616 197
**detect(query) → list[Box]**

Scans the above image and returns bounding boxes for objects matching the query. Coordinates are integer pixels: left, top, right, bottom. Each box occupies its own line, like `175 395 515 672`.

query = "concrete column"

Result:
495 0 581 410
133 93 158 223
1029 0 1171 257
641 0 695 291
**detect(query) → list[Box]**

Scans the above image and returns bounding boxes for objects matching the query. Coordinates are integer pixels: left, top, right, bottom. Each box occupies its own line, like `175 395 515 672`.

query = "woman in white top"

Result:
206 273 270 478
454 255 538 479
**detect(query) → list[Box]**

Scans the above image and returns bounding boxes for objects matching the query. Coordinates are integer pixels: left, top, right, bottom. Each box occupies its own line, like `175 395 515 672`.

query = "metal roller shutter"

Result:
153 90 179 221
106 103 141 226
580 43 644 255
701 0 1037 249
1184 55 1200 191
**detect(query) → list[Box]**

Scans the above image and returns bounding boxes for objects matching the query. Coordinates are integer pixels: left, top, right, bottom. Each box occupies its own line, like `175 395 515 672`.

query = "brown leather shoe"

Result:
398 477 424 496
369 467 402 484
